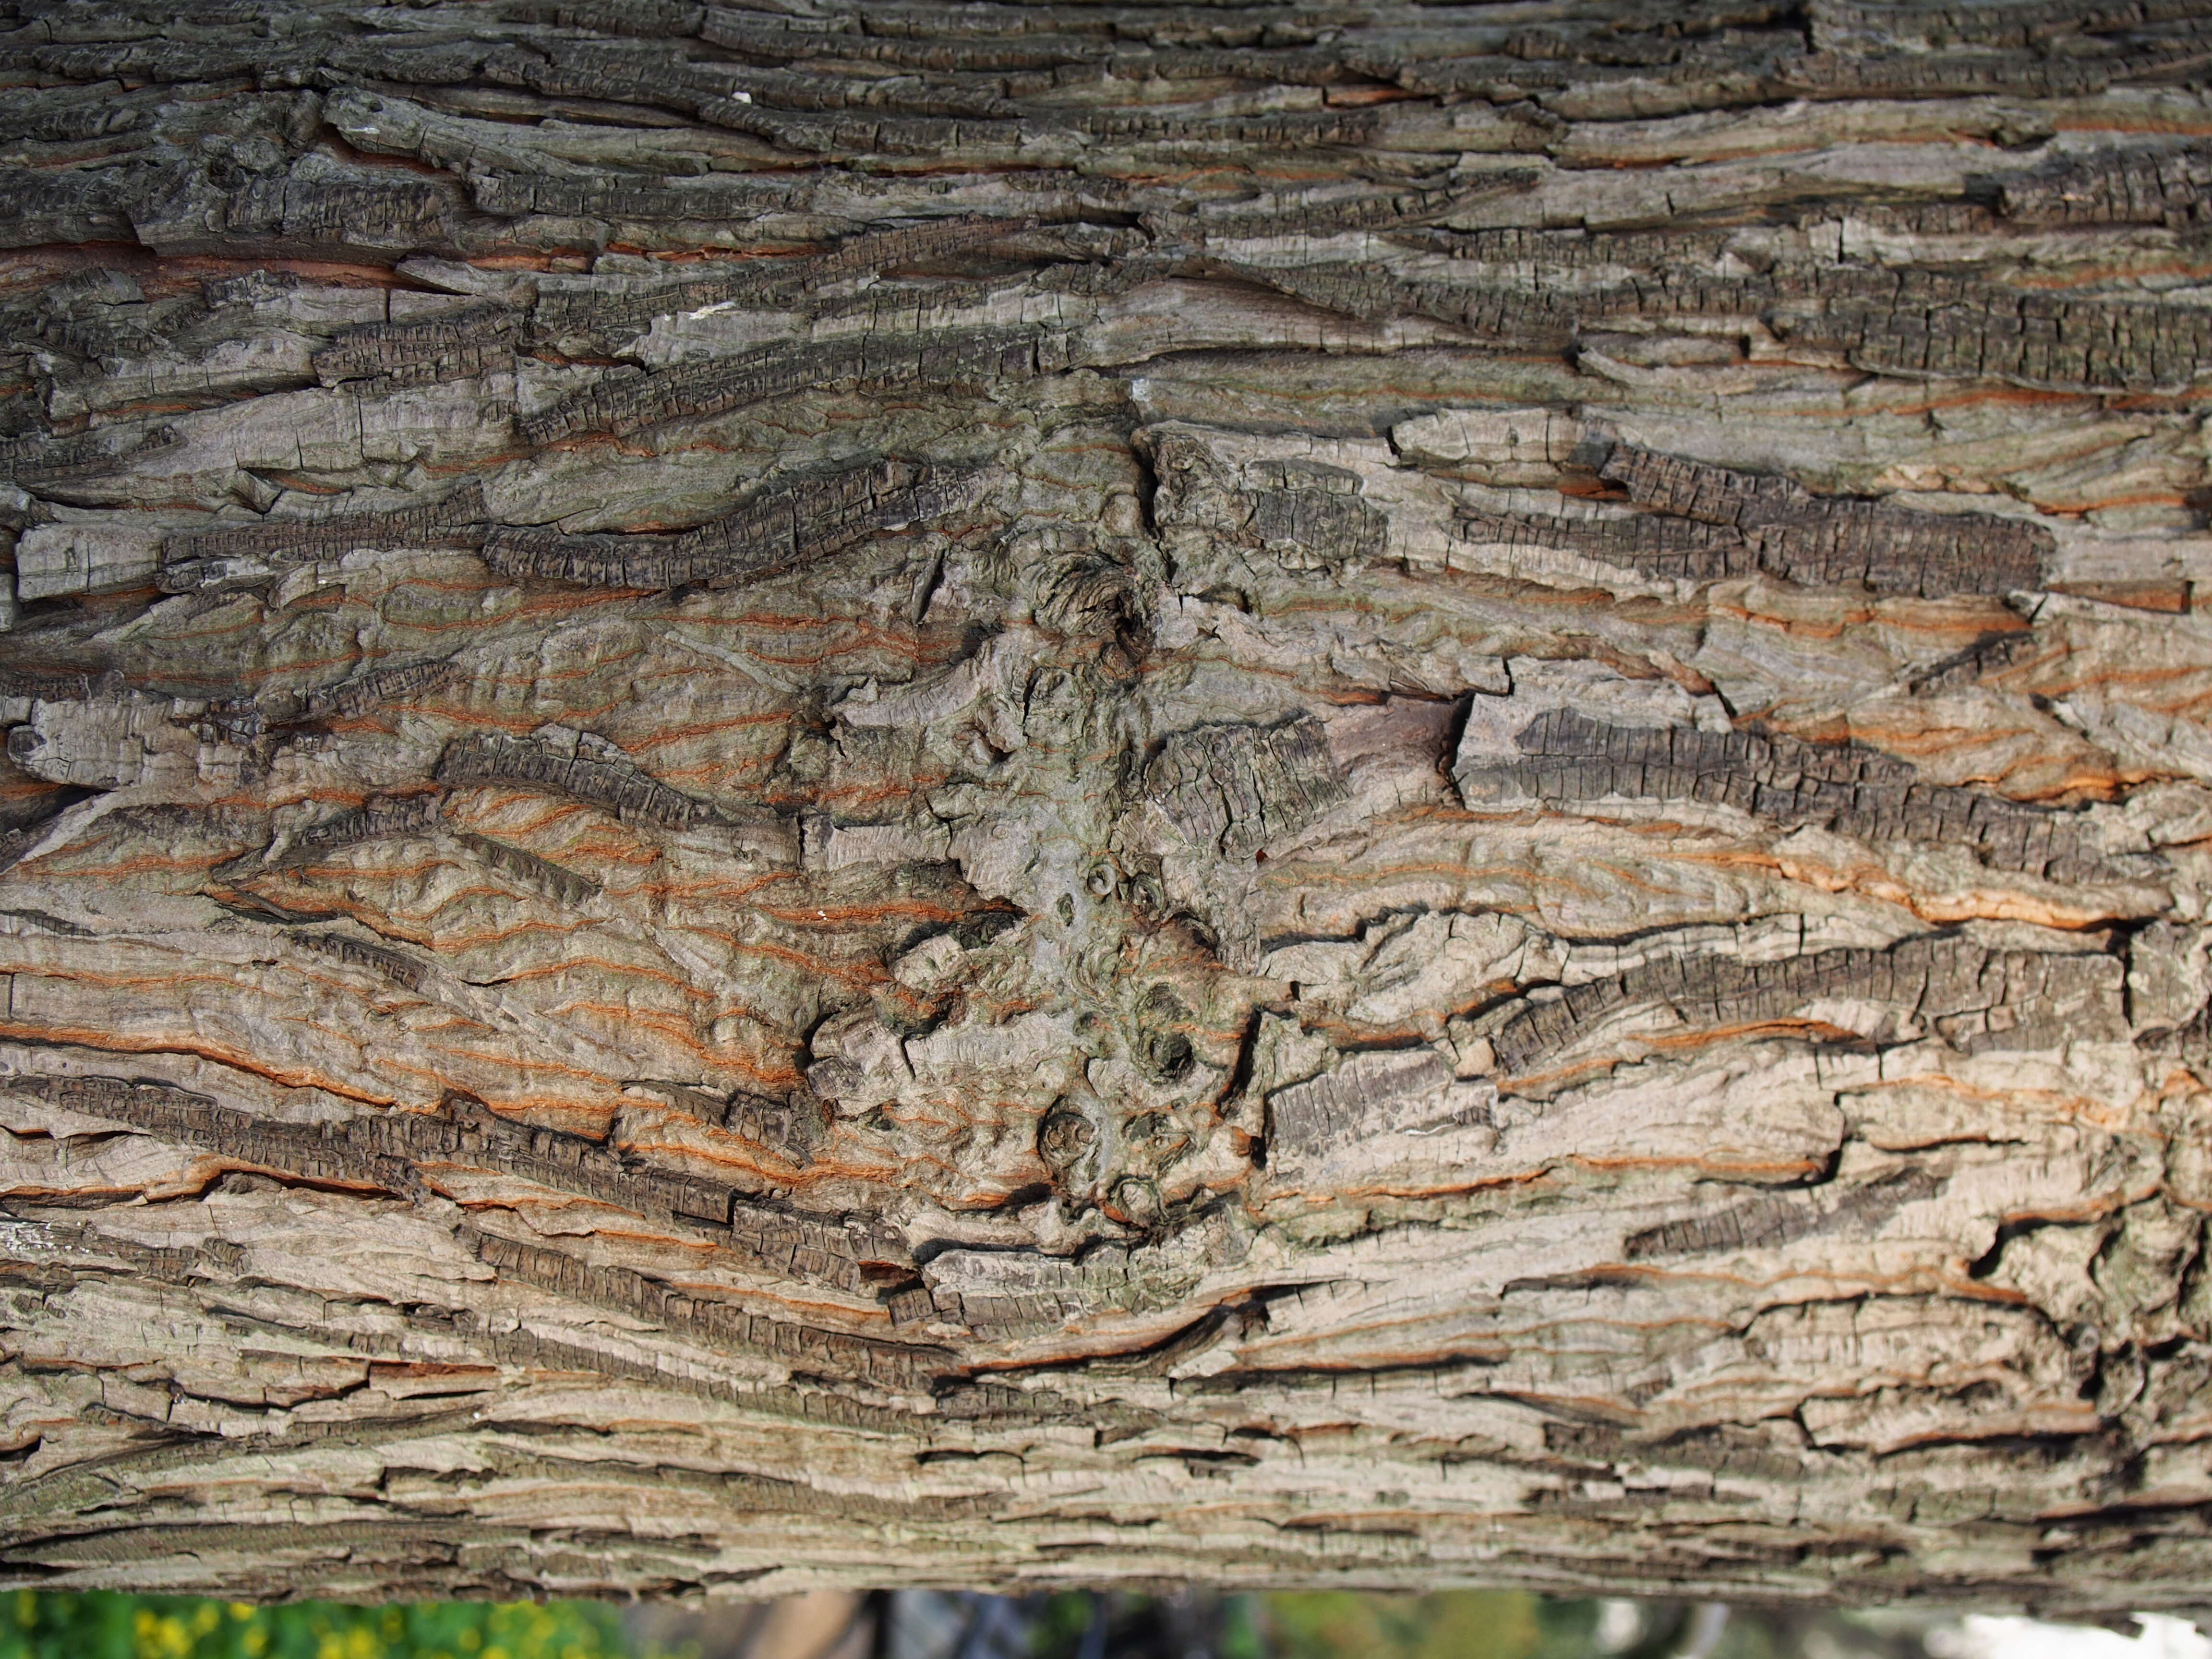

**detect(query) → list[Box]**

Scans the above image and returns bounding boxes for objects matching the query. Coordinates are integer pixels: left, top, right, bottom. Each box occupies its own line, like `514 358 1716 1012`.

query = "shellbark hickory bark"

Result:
0 0 2206 1611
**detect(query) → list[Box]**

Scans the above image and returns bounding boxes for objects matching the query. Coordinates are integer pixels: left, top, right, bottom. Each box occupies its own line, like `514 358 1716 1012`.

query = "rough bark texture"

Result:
1 0 2212 1615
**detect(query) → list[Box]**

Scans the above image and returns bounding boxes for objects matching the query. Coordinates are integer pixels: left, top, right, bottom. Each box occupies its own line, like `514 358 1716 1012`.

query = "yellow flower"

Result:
145 1611 192 1659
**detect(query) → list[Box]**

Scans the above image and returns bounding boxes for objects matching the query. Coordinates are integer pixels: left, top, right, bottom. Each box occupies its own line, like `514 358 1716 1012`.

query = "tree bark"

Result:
0 0 2209 1614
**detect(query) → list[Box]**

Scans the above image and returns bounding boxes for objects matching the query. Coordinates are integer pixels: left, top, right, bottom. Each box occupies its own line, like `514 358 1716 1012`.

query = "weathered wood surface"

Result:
1 0 2211 1613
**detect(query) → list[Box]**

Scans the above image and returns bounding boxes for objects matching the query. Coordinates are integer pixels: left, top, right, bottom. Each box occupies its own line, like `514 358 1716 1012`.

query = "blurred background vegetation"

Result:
0 1593 629 1659
0 1585 2183 1659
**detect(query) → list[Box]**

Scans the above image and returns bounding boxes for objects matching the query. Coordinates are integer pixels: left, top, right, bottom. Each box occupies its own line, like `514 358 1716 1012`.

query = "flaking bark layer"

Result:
0 0 2211 1613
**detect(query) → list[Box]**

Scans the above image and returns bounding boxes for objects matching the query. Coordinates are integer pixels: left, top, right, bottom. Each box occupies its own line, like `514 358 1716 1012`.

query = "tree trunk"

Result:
0 0 2209 1615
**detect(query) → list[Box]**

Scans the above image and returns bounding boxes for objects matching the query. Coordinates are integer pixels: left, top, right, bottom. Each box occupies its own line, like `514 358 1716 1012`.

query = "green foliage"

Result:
1263 1591 1572 1659
0 1591 629 1659
1029 1592 1099 1656
1218 1596 1269 1659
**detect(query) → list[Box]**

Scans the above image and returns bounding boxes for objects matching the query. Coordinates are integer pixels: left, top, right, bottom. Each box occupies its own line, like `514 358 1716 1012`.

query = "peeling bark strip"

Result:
1458 709 2126 882
274 659 459 725
462 1225 950 1391
435 732 717 830
1906 630 2047 695
1622 1166 1948 1262
158 485 491 592
448 830 601 906
529 216 1024 342
1780 268 2212 395
1592 443 2055 598
311 303 519 389
1485 935 2129 1082
1988 144 2212 227
1 1074 903 1297
483 460 991 590
0 423 179 485
289 928 433 992
277 792 443 863
3 0 2212 1611
516 328 1071 444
